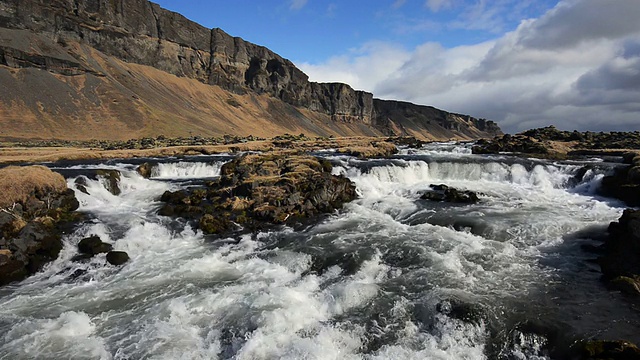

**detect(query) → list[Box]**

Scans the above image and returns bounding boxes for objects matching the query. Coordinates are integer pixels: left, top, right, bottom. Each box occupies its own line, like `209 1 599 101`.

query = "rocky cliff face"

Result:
0 0 501 140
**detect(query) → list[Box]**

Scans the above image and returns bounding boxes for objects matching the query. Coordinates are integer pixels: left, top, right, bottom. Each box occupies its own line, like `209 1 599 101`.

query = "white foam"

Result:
1 311 110 360
150 161 225 179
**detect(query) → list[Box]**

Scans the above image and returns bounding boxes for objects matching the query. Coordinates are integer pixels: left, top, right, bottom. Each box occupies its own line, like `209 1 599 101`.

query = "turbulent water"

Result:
0 144 638 359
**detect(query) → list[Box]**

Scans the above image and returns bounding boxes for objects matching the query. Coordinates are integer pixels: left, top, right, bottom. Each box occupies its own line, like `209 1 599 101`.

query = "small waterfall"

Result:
150 161 225 179
343 160 595 191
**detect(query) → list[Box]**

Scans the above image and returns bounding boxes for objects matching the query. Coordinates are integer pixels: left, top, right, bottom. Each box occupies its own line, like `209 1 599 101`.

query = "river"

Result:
0 143 638 359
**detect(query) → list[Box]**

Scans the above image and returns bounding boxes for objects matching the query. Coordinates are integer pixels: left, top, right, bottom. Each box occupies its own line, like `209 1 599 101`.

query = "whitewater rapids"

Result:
0 146 637 359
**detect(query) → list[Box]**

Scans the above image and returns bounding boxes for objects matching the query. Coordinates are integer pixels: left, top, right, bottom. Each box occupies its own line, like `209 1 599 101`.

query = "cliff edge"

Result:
0 0 501 141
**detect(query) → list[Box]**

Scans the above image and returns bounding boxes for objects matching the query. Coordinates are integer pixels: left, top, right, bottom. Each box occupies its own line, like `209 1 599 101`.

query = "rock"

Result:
421 184 480 204
96 169 121 196
0 166 80 286
599 209 640 285
106 251 130 266
472 134 550 156
199 214 232 235
159 153 358 234
609 276 640 296
137 163 154 179
599 155 640 207
574 340 640 360
77 235 113 256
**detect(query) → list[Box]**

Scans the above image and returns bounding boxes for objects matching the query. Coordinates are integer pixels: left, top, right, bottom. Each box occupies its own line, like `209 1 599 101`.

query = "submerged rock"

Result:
159 152 357 235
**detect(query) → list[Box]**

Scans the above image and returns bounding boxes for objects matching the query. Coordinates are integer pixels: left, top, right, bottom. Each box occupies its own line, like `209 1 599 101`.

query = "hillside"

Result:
0 0 501 141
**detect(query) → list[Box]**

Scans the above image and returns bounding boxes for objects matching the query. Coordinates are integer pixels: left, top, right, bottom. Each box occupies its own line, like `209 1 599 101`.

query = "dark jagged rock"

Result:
159 153 357 235
0 0 501 141
599 209 640 295
420 184 480 204
106 251 129 266
77 235 112 256
0 166 81 285
599 155 640 207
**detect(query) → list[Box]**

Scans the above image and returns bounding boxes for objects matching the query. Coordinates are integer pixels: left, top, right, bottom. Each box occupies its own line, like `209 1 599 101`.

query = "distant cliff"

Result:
0 0 501 141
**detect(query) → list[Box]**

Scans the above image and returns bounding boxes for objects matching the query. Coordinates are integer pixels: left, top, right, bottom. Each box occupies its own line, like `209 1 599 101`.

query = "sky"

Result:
153 0 640 133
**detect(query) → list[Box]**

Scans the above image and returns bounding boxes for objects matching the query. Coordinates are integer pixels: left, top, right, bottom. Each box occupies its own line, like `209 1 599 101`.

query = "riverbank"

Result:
0 135 401 165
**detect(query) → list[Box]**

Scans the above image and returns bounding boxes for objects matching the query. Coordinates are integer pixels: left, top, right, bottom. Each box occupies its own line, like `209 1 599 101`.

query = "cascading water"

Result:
0 148 637 360
150 161 226 179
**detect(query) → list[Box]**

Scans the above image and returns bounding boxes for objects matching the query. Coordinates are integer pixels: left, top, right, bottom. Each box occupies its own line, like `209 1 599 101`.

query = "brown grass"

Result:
0 137 401 165
0 165 67 209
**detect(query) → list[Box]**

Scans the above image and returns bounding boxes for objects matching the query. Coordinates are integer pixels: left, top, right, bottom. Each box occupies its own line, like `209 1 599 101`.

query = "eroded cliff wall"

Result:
0 0 501 140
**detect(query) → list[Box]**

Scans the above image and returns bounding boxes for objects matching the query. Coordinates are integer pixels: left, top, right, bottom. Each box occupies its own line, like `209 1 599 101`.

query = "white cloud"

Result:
426 0 454 12
298 0 640 133
289 0 308 10
392 0 407 9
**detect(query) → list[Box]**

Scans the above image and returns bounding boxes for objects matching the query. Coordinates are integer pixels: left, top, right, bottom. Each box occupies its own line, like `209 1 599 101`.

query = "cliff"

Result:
0 0 501 141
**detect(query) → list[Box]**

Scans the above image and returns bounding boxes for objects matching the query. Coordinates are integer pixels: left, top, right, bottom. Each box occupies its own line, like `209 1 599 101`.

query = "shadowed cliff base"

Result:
0 0 500 141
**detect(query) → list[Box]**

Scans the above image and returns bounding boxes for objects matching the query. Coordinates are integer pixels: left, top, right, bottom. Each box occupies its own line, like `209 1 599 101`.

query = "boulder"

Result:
106 251 130 266
77 235 113 256
421 184 480 204
96 169 121 196
136 163 154 179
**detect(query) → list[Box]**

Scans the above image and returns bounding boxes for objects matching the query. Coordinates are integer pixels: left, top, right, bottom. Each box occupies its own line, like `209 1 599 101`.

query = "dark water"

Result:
0 144 637 359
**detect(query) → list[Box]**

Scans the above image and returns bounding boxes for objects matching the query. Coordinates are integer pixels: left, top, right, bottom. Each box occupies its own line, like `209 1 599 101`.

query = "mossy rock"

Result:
199 214 232 234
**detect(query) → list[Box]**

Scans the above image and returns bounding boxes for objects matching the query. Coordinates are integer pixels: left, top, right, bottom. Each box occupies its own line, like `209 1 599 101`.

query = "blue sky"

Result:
154 0 557 63
153 1 640 133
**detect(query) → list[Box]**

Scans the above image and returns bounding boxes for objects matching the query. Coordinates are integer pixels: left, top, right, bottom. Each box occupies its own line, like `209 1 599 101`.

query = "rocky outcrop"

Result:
373 100 502 139
599 154 640 207
158 153 357 234
0 0 500 141
522 126 640 150
599 209 640 295
0 165 80 285
472 134 551 156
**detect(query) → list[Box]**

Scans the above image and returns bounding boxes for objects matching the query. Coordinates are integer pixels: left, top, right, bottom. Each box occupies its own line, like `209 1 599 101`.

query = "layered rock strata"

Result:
0 0 500 140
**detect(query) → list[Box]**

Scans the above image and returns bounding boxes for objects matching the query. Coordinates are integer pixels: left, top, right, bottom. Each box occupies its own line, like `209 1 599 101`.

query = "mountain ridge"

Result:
0 0 501 141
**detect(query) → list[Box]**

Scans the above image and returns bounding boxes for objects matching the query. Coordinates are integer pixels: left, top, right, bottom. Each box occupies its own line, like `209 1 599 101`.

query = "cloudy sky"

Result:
154 0 639 133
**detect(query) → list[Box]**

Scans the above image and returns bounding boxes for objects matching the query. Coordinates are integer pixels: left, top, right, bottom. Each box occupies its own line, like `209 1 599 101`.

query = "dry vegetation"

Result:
0 165 68 209
0 137 400 164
